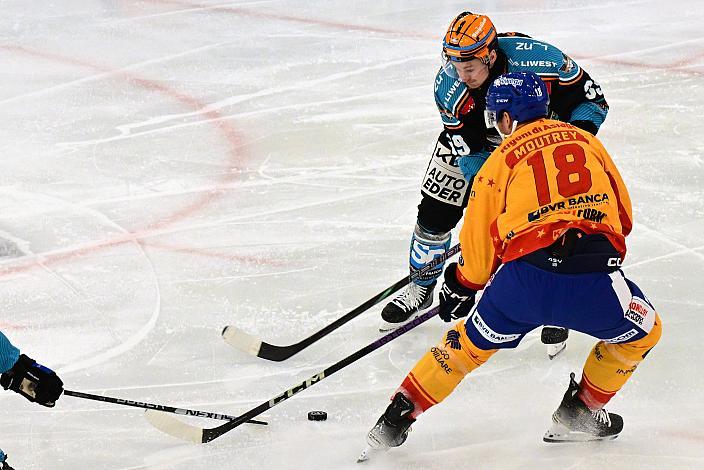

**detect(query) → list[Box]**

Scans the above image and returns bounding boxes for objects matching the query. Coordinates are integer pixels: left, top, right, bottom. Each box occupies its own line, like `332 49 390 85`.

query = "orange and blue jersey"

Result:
394 118 660 416
457 118 632 289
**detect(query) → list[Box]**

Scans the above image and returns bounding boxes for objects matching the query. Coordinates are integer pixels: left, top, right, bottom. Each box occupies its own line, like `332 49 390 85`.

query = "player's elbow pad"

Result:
571 119 599 135
570 101 608 135
0 332 20 374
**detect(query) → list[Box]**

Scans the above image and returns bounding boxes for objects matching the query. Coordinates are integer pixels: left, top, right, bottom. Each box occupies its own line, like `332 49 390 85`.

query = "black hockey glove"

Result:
438 262 477 322
570 119 598 135
1 354 63 407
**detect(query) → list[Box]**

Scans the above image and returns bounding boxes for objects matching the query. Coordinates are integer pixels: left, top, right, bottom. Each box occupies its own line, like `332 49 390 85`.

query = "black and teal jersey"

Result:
433 32 609 157
0 330 19 373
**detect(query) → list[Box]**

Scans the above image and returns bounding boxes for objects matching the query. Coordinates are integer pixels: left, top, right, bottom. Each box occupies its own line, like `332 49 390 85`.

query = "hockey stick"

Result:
147 305 441 443
222 243 460 361
63 390 267 425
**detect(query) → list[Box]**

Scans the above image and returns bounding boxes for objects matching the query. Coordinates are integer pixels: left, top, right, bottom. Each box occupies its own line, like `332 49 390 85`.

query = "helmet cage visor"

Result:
441 52 460 79
484 109 500 129
441 51 492 80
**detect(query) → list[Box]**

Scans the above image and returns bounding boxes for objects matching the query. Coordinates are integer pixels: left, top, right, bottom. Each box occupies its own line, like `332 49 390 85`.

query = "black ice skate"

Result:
358 392 416 462
541 326 569 359
543 372 623 443
379 281 436 332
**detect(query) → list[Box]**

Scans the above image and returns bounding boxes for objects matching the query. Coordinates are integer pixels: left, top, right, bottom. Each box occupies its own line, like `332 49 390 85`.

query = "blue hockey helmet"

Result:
484 71 549 131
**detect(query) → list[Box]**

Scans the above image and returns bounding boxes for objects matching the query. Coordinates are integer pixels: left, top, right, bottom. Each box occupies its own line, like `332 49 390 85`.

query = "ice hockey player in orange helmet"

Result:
440 12 498 89
380 11 609 360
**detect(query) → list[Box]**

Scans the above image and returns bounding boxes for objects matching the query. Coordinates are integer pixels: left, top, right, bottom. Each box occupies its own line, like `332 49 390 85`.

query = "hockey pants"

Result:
396 260 662 416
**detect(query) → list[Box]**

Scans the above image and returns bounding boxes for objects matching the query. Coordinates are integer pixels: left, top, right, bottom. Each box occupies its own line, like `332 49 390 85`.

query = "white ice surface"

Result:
0 1 702 469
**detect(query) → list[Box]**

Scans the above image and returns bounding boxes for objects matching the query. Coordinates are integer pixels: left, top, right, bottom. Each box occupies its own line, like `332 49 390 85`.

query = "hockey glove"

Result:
0 354 63 407
0 454 14 470
570 119 598 135
0 452 14 470
457 150 490 181
438 262 477 322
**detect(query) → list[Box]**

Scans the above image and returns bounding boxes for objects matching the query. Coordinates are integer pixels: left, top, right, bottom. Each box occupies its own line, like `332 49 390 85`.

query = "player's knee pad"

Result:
409 223 451 286
615 313 662 361
453 321 498 369
581 313 662 407
397 324 496 415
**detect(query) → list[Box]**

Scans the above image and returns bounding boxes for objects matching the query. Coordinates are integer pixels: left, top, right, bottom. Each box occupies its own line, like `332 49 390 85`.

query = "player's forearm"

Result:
0 331 20 374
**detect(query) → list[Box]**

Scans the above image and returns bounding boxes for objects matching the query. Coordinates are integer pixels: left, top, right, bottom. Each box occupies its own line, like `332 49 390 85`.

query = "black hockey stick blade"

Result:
64 389 266 425
222 244 460 361
151 306 441 443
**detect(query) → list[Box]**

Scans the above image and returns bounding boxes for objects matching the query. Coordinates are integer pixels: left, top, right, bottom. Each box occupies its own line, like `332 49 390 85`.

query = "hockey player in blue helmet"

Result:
361 70 661 460
0 330 64 469
484 71 550 139
380 12 608 359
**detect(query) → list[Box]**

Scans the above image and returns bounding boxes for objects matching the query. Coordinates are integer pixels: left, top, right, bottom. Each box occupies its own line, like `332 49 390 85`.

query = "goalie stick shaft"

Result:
152 305 440 443
63 390 267 425
223 243 460 361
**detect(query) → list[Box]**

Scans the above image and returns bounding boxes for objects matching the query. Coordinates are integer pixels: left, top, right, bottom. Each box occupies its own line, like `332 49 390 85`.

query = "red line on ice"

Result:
146 0 703 76
1 8 701 276
0 44 267 275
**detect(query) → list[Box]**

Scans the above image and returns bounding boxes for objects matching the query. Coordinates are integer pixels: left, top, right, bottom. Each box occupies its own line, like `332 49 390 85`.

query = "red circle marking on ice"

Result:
0 11 701 277
0 44 259 275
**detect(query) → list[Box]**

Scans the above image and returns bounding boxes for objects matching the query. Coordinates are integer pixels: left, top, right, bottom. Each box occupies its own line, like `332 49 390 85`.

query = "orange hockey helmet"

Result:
442 12 497 64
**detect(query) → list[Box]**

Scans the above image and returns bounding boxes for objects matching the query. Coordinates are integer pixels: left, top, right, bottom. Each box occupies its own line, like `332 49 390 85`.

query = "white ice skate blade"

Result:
378 309 427 332
547 341 567 360
543 421 619 443
357 445 387 463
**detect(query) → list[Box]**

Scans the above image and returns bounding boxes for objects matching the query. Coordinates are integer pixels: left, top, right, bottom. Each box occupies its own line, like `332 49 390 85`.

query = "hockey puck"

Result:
307 410 327 421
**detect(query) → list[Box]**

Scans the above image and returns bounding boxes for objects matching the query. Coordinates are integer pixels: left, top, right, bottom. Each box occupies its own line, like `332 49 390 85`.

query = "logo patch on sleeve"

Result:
560 53 575 73
624 297 655 333
459 96 475 116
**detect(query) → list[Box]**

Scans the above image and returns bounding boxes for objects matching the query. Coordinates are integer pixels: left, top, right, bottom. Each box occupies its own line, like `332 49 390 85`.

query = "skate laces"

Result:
591 408 611 426
394 283 427 308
